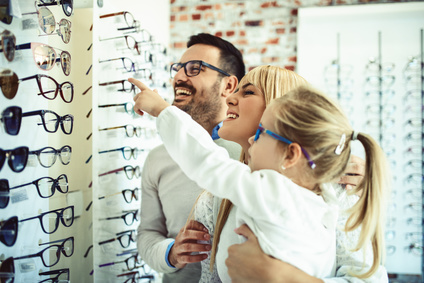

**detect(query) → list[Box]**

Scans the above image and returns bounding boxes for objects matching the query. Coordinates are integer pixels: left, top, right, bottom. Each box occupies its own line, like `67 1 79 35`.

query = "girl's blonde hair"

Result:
210 65 308 271
269 85 389 278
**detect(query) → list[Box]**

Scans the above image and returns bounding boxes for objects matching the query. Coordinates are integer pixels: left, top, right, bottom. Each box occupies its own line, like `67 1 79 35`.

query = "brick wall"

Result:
169 0 416 72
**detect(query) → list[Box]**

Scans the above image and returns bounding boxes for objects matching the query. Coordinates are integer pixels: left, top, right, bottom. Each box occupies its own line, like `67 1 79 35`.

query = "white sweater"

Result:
157 106 340 278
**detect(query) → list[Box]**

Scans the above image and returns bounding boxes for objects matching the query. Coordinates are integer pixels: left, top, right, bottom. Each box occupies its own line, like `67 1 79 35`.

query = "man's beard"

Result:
173 79 223 130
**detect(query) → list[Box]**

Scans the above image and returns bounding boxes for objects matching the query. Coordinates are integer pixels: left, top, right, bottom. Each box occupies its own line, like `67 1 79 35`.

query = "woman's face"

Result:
218 81 266 151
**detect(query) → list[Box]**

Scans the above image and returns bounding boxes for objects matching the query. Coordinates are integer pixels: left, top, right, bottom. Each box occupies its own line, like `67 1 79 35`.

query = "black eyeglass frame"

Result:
170 60 230 78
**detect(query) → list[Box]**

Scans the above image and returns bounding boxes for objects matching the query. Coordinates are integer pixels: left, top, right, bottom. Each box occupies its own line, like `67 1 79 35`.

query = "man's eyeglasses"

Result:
0 29 15 61
170 60 230 78
98 229 136 248
0 146 29 173
29 145 72 168
1 106 74 135
99 209 139 226
14 42 71 76
39 268 70 283
254 123 316 169
98 188 140 204
0 70 74 102
37 0 73 17
0 174 68 208
0 237 74 270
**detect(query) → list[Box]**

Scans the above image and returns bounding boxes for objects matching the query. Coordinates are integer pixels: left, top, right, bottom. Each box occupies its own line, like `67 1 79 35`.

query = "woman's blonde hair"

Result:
210 65 308 271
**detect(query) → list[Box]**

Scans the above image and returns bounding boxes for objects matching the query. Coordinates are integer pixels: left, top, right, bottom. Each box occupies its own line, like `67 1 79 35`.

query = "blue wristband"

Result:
165 240 176 268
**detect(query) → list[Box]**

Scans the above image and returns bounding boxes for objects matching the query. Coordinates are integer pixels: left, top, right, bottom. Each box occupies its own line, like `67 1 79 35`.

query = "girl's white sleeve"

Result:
156 106 299 220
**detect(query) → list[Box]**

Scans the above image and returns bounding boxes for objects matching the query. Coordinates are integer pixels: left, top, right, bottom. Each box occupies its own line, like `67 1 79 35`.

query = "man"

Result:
136 33 245 283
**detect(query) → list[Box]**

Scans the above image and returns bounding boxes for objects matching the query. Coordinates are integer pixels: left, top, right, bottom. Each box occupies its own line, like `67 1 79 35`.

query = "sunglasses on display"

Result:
0 146 29 173
99 11 140 32
99 57 139 72
22 3 72 44
0 70 74 102
0 207 74 247
98 229 136 248
0 237 74 273
99 79 136 93
0 30 15 61
29 145 72 168
14 43 71 76
0 174 68 208
99 209 139 226
98 188 139 204
37 0 73 17
254 123 316 169
38 268 69 283
1 106 74 136
170 60 230 78
0 0 12 24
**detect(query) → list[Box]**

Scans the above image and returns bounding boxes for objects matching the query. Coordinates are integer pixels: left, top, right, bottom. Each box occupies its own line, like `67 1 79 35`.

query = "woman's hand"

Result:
226 224 323 283
129 78 171 117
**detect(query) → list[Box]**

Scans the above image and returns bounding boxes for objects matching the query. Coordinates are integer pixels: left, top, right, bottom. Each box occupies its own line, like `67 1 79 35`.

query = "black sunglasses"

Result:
1 106 74 136
37 0 73 17
170 60 230 78
0 70 74 102
0 0 12 24
0 174 68 208
0 146 29 173
39 268 70 283
0 237 74 271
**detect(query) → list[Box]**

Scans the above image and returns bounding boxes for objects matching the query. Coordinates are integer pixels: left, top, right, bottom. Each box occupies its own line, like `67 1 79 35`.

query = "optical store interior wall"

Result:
1 0 170 282
1 0 423 283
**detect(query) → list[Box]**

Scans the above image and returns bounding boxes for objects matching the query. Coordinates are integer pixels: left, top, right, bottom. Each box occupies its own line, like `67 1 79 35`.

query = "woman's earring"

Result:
281 165 286 170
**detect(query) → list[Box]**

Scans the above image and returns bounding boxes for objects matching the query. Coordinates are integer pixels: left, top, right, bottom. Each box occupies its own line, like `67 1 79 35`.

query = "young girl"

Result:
130 78 390 279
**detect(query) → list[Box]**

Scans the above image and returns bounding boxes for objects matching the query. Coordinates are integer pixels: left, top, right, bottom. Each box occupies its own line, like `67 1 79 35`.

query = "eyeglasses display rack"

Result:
298 3 424 282
0 0 170 282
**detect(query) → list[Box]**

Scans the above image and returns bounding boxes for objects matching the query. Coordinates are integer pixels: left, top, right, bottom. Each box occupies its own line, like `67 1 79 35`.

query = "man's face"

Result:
172 44 225 126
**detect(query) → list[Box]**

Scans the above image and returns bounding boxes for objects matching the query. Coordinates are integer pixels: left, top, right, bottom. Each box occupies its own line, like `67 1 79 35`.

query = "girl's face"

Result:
218 82 266 151
247 107 284 172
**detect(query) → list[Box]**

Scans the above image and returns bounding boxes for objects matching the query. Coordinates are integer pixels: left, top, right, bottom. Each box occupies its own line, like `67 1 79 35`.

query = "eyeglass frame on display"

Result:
0 70 74 102
1 106 74 136
29 145 72 168
98 188 140 204
0 174 68 208
98 229 136 249
14 42 71 76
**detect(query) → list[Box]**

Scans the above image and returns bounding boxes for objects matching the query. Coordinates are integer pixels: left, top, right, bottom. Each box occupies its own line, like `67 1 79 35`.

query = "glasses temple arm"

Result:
15 43 31 51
